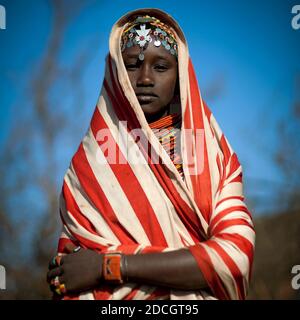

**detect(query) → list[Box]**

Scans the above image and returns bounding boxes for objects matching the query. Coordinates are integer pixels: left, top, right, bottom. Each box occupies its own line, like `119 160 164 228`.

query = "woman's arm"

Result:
47 247 208 294
126 249 207 290
125 249 207 290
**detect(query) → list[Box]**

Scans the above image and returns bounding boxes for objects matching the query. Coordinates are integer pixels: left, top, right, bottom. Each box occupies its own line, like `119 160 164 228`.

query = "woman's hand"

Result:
47 248 103 294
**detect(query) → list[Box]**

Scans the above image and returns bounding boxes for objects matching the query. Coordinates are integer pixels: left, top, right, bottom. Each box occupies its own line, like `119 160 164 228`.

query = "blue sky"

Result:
0 0 299 215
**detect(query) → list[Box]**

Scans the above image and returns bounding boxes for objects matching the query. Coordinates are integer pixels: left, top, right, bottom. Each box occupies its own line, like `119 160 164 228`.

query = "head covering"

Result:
121 15 178 60
57 8 255 300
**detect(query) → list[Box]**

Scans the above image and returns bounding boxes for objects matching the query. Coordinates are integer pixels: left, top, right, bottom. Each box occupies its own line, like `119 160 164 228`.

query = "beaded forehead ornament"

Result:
121 15 178 61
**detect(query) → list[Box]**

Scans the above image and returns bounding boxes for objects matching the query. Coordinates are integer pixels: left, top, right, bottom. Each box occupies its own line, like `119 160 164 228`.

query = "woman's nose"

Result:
136 65 154 87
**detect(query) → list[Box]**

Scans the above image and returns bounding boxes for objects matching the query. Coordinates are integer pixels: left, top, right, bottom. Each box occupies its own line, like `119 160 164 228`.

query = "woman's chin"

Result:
142 105 169 117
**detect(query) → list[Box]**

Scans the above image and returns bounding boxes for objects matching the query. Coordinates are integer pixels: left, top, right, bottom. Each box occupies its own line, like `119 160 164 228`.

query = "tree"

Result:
275 75 300 211
0 0 96 299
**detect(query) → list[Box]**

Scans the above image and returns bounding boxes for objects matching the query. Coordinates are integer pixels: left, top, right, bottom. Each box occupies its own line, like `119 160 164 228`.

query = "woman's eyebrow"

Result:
123 53 174 63
153 55 176 64
123 53 139 59
154 55 169 60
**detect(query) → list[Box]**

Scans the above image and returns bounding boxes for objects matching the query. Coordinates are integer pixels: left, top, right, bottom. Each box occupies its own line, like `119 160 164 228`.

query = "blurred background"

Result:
0 0 299 299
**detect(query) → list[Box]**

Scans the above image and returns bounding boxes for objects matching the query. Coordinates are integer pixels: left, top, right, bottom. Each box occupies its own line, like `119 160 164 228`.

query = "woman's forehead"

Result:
122 40 176 63
122 35 176 61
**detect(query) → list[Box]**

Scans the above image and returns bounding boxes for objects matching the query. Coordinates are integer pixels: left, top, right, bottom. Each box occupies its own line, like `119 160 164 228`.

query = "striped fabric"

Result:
57 8 255 300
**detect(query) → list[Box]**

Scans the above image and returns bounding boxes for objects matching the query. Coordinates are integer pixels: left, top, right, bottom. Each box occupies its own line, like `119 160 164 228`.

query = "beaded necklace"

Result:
149 113 184 180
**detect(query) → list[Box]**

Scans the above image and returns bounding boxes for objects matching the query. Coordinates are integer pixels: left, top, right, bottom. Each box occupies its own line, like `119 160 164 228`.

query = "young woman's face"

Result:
122 36 178 122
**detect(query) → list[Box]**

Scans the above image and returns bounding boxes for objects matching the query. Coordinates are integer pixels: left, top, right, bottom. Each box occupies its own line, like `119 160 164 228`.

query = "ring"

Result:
73 246 81 253
53 276 60 287
50 255 62 268
55 283 66 295
50 256 57 268
50 276 67 295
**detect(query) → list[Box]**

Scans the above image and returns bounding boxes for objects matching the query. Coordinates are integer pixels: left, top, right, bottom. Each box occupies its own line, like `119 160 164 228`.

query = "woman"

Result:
47 8 255 300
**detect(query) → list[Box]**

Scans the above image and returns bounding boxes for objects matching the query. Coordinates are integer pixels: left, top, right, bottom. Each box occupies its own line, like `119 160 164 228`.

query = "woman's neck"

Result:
145 105 170 124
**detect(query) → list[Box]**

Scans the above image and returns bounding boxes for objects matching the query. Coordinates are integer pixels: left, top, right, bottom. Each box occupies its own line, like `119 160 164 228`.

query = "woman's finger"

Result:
64 243 77 253
48 255 63 270
48 257 57 270
49 275 67 295
47 266 63 283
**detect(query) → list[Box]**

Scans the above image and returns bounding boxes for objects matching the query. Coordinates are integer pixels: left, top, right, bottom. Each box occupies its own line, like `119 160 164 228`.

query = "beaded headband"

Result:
121 15 178 61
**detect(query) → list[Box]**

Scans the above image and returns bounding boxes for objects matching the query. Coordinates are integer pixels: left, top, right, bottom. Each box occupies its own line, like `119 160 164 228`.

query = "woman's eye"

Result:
125 64 138 70
154 65 168 71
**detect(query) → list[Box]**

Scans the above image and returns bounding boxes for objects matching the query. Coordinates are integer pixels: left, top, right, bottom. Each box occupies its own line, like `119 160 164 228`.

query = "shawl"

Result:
57 8 255 300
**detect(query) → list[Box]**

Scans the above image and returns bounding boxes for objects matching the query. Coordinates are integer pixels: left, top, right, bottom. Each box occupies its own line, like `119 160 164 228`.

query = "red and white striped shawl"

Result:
57 9 255 300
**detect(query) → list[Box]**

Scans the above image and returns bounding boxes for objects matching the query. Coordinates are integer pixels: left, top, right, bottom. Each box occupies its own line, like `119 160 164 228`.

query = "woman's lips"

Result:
137 95 158 104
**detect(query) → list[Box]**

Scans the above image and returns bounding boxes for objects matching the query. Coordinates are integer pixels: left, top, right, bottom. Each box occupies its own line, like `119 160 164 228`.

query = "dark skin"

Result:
123 39 178 123
47 37 208 295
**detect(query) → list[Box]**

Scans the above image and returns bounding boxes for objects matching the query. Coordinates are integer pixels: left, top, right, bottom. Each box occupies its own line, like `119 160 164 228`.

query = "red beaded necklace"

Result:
149 113 184 179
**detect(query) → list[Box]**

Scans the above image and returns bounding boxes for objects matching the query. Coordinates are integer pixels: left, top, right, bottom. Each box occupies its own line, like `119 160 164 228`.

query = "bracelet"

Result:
102 252 124 284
